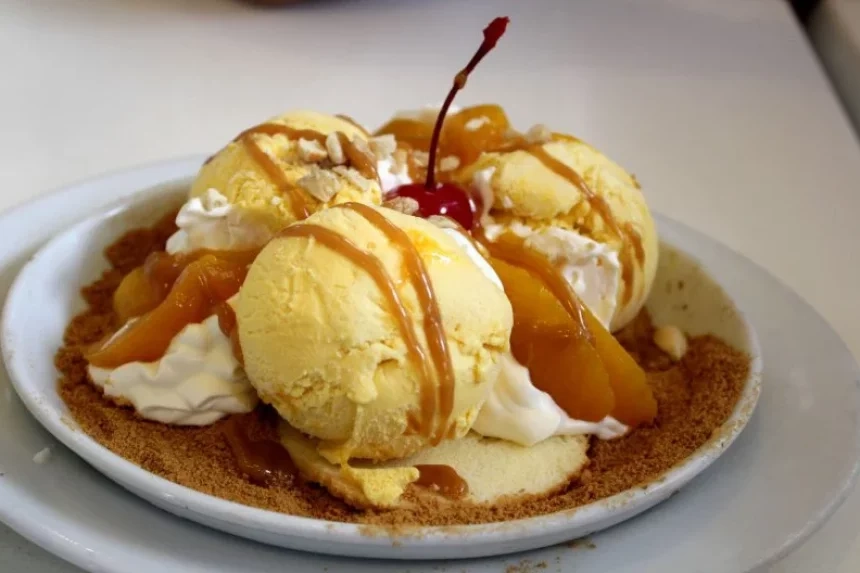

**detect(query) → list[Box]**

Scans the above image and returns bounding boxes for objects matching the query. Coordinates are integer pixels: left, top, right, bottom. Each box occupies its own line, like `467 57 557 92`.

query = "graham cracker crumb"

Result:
55 213 750 528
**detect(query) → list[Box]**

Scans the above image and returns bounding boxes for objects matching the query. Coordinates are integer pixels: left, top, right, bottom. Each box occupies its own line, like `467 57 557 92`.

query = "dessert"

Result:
238 205 513 464
55 16 751 526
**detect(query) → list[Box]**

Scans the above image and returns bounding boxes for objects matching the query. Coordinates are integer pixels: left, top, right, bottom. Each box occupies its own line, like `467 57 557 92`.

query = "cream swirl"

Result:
88 315 257 426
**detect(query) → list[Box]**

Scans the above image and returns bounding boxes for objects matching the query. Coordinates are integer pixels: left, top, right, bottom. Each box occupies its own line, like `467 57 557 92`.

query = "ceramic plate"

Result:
0 158 857 572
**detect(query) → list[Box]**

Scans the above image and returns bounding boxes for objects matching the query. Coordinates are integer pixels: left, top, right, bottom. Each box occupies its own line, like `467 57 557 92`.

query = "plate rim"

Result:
1 162 763 556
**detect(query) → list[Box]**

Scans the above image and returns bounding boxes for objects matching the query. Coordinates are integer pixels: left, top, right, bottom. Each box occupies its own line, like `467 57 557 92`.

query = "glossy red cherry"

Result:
387 17 508 230
387 182 480 229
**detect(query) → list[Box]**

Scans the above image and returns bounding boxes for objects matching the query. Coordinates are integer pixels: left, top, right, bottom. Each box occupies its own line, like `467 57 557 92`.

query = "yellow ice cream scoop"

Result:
459 133 658 332
235 204 513 464
190 110 390 232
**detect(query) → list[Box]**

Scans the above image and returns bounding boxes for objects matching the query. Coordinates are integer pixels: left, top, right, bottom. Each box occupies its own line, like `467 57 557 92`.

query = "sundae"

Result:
56 17 749 522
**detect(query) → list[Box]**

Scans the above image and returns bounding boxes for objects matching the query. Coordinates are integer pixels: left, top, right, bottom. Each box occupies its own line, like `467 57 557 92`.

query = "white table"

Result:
2 0 860 571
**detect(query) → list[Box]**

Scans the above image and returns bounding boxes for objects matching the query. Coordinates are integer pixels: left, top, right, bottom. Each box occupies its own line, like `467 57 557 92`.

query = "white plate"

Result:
0 158 857 572
1 171 762 560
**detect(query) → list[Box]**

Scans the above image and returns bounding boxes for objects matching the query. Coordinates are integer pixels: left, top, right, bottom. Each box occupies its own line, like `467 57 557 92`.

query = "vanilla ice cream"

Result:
461 135 658 332
236 204 513 463
191 110 394 232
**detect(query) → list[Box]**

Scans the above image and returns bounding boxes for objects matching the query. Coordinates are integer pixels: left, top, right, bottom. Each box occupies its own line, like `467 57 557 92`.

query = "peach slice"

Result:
113 266 164 324
112 249 259 323
374 118 435 152
89 254 250 369
441 104 512 165
492 258 614 422
582 305 657 426
490 255 657 427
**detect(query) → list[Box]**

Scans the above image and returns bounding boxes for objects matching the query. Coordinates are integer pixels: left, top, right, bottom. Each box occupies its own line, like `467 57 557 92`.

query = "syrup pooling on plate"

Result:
223 416 298 486
414 464 469 499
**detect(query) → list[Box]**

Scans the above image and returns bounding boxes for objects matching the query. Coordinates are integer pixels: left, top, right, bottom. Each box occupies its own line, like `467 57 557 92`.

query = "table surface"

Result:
2 0 860 571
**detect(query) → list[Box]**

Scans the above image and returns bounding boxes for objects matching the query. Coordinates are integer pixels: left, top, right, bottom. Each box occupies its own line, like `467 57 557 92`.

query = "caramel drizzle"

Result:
277 222 442 439
229 122 381 221
241 135 311 221
341 203 454 443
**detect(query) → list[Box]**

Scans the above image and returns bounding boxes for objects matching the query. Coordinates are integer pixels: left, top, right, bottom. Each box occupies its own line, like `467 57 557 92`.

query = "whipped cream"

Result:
441 228 627 445
89 315 258 426
441 228 502 292
166 188 272 254
472 354 627 446
377 157 412 193
481 219 621 330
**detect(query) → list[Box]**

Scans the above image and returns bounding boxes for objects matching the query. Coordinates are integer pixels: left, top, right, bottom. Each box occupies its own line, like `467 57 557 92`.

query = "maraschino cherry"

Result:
386 17 509 230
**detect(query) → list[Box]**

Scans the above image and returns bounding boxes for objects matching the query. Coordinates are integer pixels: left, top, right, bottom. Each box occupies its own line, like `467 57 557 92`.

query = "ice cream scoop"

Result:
190 110 393 232
460 133 658 332
235 204 513 464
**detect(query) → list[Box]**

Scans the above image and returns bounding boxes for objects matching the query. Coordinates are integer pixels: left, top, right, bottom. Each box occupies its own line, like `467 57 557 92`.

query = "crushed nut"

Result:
412 151 430 168
392 148 409 172
298 166 341 202
439 156 461 172
384 196 420 215
525 123 552 144
296 138 327 163
653 325 688 361
350 135 373 157
465 116 490 131
333 165 372 192
325 133 345 165
369 134 397 160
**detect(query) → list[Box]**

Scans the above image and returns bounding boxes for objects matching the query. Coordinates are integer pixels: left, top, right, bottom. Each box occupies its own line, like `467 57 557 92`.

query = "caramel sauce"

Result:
414 464 468 499
223 417 297 486
215 302 244 365
241 136 312 221
278 223 439 437
341 204 455 443
475 227 592 342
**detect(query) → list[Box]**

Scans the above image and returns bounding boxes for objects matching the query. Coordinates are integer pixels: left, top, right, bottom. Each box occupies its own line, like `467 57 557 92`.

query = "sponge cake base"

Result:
279 422 589 509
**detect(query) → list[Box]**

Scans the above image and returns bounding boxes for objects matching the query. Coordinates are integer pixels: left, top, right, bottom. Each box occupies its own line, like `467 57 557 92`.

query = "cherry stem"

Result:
425 16 510 190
